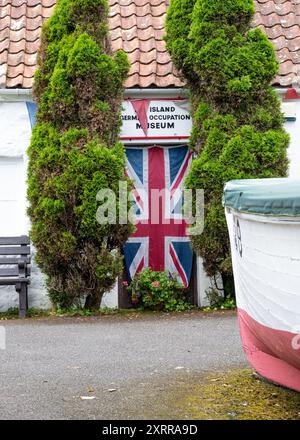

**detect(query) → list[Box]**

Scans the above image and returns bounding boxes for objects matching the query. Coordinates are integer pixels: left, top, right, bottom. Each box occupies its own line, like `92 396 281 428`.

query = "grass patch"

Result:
171 369 300 420
0 306 146 320
203 292 237 312
0 306 237 321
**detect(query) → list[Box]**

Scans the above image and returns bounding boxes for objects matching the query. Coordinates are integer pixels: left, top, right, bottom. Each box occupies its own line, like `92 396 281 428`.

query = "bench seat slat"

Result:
0 278 30 285
0 257 30 265
0 246 30 256
0 268 19 277
0 236 30 245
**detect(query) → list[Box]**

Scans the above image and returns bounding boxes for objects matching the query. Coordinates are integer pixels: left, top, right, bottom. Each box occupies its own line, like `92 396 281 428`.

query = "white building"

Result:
0 0 299 311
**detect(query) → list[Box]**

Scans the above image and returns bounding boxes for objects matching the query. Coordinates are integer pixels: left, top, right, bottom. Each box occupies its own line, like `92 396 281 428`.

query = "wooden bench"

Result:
0 236 31 318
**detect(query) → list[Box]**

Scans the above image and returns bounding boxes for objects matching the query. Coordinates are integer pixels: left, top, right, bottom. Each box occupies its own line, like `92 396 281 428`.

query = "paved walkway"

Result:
0 311 247 419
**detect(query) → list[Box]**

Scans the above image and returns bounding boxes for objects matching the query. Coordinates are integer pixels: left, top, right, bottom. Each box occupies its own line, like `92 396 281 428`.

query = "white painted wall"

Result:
0 102 50 311
0 101 118 311
0 157 26 236
196 256 223 307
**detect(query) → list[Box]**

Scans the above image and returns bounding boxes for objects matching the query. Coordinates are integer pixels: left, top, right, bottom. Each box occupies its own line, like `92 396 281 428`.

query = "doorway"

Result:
123 145 194 290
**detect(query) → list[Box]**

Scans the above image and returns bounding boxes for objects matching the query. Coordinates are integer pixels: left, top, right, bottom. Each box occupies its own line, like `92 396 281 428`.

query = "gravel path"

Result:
0 311 247 419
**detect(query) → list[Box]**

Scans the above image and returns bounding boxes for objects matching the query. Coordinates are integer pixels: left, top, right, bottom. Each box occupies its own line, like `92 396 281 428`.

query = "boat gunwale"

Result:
225 207 300 224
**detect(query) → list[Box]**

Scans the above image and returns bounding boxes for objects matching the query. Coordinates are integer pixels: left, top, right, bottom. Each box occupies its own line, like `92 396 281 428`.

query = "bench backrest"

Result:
0 236 31 277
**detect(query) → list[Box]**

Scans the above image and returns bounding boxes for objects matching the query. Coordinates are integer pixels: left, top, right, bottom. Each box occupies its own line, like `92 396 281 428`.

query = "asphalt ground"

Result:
0 311 247 419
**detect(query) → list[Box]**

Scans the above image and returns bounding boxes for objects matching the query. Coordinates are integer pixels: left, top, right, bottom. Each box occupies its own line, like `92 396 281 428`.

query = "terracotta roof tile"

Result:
6 61 25 75
1 0 300 89
125 72 140 87
11 4 26 19
0 39 9 52
254 0 300 85
136 4 152 16
6 73 23 87
26 4 42 18
0 50 7 67
22 75 33 87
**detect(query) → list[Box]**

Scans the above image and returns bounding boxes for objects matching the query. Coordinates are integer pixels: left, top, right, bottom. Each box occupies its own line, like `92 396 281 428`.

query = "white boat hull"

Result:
226 209 300 392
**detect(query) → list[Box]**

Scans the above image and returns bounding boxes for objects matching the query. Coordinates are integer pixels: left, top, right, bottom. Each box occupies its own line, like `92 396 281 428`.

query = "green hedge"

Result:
28 0 133 308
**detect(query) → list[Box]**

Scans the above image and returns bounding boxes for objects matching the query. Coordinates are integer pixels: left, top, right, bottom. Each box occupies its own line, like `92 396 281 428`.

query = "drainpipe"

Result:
124 88 189 99
1 86 299 101
0 87 189 101
0 89 33 101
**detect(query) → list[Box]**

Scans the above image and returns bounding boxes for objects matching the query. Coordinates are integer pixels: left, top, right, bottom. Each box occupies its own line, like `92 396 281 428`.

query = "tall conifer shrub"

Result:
166 0 289 295
28 0 132 308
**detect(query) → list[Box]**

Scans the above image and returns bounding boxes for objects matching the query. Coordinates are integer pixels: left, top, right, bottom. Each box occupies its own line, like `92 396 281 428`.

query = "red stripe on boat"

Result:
238 308 300 392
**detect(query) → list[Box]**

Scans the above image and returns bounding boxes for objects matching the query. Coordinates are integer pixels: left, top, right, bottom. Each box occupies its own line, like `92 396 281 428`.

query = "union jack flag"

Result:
124 145 193 287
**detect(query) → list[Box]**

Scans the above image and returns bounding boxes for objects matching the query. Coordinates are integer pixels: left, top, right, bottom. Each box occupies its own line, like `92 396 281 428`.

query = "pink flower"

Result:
122 281 128 287
152 281 159 288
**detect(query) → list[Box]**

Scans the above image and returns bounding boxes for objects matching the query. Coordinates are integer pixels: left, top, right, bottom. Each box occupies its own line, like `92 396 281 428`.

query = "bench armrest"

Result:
18 259 27 279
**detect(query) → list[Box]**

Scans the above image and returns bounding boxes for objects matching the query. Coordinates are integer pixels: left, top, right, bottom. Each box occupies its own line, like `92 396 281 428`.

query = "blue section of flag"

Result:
172 241 193 282
26 101 37 129
123 242 141 281
169 146 189 185
126 148 144 184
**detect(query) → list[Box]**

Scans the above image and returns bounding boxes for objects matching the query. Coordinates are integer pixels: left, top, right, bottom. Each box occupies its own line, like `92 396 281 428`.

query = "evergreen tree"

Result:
28 0 132 308
166 0 289 295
